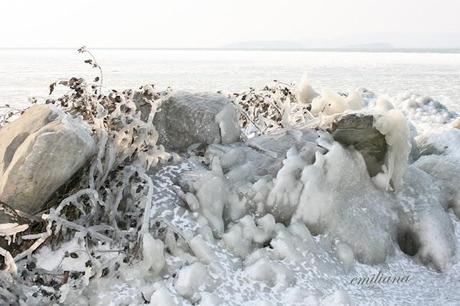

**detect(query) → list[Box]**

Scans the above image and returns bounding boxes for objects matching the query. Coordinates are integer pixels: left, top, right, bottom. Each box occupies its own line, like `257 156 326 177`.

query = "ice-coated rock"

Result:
153 91 241 150
414 155 460 217
328 113 387 177
328 110 411 191
0 105 95 216
397 166 456 271
292 142 398 264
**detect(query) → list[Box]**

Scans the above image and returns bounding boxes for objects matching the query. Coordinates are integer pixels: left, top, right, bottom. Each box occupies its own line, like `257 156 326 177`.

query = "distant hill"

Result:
343 42 394 50
223 41 396 51
224 41 305 50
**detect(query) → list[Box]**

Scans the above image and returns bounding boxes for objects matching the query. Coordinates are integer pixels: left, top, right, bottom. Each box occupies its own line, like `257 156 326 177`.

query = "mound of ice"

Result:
293 141 398 264
373 109 411 190
392 93 458 131
311 89 363 116
295 74 318 105
3 75 460 306
397 166 456 271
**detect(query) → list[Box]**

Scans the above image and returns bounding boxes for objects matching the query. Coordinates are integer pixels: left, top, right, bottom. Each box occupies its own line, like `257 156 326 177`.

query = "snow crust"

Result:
6 79 460 306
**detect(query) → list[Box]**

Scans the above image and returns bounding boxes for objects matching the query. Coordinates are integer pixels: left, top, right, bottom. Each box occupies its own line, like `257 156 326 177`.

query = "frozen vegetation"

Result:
0 55 459 305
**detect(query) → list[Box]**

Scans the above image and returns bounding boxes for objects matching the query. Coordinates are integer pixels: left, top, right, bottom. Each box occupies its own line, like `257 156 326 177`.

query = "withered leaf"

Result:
49 82 56 95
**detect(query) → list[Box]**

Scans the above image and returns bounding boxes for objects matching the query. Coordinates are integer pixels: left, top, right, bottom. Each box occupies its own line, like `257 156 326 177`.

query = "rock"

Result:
153 92 241 151
0 105 96 216
328 113 387 177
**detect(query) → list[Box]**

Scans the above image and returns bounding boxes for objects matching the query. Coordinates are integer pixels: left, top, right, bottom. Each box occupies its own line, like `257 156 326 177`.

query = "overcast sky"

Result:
1 0 460 48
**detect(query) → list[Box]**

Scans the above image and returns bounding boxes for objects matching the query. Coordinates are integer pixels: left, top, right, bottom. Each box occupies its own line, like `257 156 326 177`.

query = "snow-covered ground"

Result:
1 50 460 305
12 84 458 306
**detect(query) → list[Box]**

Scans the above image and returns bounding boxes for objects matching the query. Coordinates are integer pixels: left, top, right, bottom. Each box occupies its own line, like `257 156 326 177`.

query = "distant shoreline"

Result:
1 47 460 54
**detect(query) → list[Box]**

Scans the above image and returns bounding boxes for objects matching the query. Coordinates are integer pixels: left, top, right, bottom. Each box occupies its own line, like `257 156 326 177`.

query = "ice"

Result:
415 154 460 217
311 89 348 115
373 109 411 190
142 233 166 276
175 262 210 302
344 89 364 110
266 147 307 222
199 292 223 306
310 89 363 116
320 290 351 306
417 129 460 157
293 142 397 264
150 286 179 306
222 214 276 257
333 242 355 271
4 75 460 305
392 93 458 132
375 96 394 112
397 166 456 271
180 169 228 235
295 74 318 105
244 257 294 287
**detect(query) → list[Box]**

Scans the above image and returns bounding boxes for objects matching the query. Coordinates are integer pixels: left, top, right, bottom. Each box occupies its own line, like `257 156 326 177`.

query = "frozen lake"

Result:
1 48 460 111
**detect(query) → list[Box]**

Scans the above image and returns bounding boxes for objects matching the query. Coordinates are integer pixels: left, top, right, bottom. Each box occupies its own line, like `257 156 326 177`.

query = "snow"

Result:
3 78 460 306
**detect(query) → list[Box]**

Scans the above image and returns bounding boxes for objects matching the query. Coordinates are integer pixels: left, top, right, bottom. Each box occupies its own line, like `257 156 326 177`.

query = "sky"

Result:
1 0 460 49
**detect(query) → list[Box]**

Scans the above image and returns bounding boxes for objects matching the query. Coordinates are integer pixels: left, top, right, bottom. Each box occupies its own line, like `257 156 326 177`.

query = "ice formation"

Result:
373 109 411 190
1 72 459 306
295 74 318 105
310 89 363 116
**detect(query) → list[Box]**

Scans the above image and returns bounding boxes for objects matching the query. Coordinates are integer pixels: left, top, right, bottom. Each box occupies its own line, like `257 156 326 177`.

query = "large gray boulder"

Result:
153 92 241 151
0 105 95 216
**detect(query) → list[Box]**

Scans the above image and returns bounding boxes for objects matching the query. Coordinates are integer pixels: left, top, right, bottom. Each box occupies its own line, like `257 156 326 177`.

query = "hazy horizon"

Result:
1 0 460 49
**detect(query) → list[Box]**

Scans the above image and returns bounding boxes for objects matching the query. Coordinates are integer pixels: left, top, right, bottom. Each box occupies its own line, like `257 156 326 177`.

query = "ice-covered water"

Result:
1 49 460 111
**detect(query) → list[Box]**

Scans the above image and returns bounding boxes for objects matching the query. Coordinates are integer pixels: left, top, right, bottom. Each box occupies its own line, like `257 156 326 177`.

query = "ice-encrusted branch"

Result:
0 247 16 274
